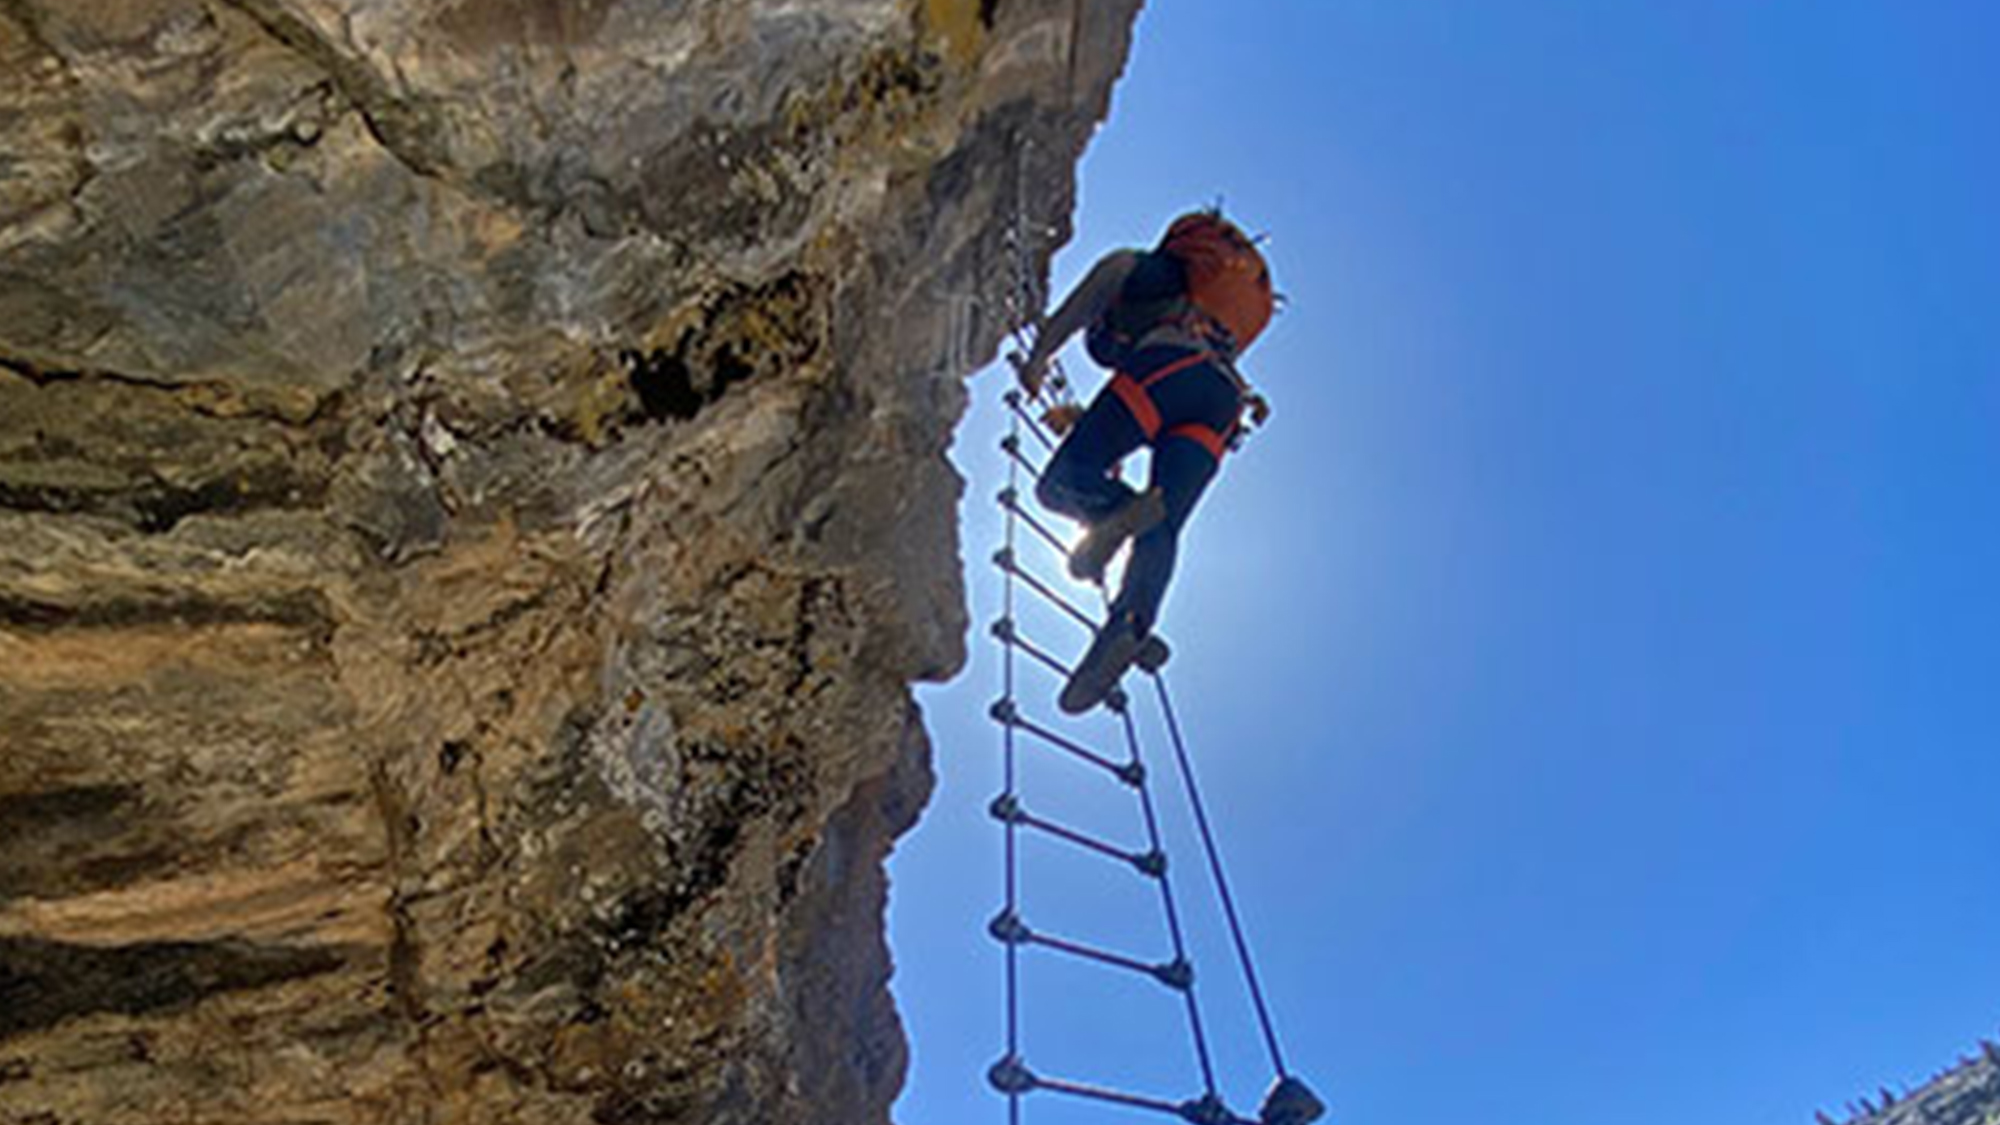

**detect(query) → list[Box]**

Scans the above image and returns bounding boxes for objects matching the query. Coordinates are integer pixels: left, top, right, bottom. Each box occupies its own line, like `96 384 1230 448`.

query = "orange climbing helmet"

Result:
1158 210 1275 355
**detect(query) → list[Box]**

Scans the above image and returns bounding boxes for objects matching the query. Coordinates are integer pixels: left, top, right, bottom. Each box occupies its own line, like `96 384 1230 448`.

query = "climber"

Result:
1012 209 1276 714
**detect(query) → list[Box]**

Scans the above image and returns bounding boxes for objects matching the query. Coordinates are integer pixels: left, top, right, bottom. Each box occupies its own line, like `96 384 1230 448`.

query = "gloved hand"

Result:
1008 350 1048 400
1042 403 1085 435
1244 391 1272 427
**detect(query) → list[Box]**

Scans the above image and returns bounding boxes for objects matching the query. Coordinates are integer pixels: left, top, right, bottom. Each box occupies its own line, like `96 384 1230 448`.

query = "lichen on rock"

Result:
0 0 1143 1122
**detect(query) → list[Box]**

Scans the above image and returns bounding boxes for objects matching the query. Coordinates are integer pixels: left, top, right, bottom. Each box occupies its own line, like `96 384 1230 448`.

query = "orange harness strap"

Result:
1164 422 1232 460
1133 352 1212 390
1109 373 1162 439
1109 352 1236 461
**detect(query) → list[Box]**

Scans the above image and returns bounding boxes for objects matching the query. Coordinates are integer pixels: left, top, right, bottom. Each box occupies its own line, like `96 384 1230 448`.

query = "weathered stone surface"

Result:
1833 1050 2000 1125
0 0 1142 1122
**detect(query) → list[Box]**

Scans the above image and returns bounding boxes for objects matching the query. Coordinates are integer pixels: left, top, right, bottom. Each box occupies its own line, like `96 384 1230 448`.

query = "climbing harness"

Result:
982 159 1322 1120
1106 352 1245 462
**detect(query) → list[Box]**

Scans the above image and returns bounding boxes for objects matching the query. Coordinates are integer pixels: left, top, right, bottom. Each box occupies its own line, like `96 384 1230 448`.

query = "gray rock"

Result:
1832 1050 2000 1125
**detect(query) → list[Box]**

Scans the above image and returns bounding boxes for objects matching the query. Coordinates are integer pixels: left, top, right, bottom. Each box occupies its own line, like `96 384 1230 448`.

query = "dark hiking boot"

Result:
1069 488 1166 585
1259 1076 1325 1125
1060 613 1145 715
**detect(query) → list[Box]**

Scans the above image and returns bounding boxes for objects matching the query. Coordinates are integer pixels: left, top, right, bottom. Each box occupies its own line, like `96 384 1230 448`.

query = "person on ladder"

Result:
1012 209 1276 714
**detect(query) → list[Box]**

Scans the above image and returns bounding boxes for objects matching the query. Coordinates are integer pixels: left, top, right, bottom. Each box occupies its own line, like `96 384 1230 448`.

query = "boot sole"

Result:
1060 623 1144 714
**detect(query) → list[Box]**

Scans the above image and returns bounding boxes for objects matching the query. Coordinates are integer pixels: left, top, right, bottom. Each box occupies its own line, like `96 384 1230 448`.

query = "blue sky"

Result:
892 4 2000 1124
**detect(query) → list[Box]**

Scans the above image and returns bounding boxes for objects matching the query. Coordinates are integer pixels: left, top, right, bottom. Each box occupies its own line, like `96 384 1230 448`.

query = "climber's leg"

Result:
1108 433 1220 637
1036 384 1147 525
1060 431 1222 715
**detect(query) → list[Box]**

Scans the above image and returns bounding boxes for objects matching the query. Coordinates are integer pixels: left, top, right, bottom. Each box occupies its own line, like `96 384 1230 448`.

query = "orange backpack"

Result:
1158 211 1275 355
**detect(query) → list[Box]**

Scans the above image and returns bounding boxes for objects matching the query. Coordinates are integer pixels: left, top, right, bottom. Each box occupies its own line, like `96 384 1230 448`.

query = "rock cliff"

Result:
1831 1048 2000 1125
0 1 1141 1121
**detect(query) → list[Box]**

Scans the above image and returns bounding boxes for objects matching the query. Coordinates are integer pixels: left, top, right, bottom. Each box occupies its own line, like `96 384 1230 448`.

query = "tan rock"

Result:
0 0 1143 1121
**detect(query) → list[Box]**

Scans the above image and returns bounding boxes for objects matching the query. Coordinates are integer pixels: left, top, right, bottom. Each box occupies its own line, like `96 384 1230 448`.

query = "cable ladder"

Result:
981 189 1321 1122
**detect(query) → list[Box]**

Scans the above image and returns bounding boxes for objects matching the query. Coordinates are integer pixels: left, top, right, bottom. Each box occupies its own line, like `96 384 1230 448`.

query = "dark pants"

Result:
1036 347 1243 635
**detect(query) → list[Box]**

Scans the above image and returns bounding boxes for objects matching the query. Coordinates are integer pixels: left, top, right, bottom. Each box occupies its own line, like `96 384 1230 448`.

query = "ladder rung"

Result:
1035 1073 1182 1116
993 548 1097 631
1015 713 1142 783
1031 1072 1257 1125
999 434 1044 481
1022 810 1147 870
1027 929 1192 991
993 797 1164 876
1029 929 1152 976
990 617 1074 679
997 706 1141 783
998 489 1075 560
1003 391 1060 452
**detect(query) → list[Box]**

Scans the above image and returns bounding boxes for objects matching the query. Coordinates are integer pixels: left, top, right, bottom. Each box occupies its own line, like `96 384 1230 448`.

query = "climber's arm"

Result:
1012 249 1141 399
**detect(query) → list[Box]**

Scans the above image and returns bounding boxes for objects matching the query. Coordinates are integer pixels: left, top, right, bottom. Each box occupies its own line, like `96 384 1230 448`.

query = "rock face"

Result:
0 1 1141 1122
1834 1050 2000 1125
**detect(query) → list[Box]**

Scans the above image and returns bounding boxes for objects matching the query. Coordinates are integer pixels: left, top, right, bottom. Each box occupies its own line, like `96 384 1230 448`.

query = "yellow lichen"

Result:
921 0 986 69
538 348 634 449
